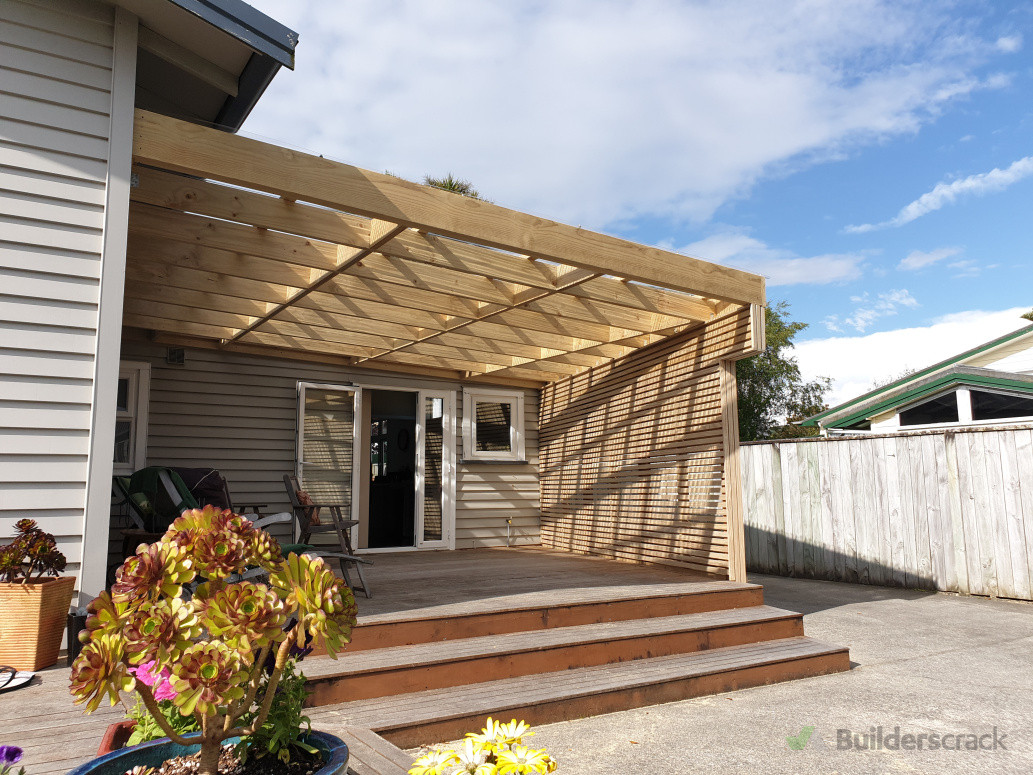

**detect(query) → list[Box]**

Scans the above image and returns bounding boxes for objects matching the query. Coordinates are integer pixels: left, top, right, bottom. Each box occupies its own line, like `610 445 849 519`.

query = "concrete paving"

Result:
420 574 1033 774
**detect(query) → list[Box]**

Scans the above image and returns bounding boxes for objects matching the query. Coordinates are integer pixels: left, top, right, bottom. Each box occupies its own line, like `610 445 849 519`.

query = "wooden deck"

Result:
7 548 847 774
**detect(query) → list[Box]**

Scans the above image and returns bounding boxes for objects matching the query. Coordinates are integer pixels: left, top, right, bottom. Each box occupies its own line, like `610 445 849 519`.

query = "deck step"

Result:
310 636 851 749
305 605 803 705
342 581 765 651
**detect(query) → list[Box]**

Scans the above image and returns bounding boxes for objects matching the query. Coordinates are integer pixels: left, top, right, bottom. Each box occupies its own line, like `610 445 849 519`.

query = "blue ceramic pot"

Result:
66 730 349 775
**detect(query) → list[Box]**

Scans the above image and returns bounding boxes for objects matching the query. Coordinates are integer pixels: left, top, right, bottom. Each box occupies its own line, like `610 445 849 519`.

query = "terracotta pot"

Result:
96 721 137 756
0 575 77 670
70 730 349 775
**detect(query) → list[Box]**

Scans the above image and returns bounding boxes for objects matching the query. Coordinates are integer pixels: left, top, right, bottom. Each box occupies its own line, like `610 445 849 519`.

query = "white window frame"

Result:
113 361 150 474
462 388 525 462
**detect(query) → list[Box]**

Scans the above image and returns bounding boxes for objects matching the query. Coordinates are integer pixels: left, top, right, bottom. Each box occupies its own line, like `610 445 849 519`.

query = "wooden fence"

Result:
741 425 1033 600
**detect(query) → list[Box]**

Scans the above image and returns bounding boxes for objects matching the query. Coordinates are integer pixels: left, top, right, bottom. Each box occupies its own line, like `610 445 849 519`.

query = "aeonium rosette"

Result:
68 505 358 775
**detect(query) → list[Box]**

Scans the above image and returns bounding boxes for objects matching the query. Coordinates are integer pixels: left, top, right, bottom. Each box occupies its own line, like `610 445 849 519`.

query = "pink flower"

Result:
131 660 177 701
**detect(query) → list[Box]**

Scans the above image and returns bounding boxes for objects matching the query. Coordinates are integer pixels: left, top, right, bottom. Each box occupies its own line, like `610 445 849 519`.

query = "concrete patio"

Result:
501 573 1033 774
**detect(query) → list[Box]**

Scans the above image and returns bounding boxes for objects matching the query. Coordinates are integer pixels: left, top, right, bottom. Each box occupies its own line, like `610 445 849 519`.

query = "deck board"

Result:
8 547 759 774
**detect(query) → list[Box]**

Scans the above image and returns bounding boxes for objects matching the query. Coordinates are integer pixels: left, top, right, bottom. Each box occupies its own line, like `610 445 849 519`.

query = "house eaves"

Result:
802 324 1033 427
817 366 1033 430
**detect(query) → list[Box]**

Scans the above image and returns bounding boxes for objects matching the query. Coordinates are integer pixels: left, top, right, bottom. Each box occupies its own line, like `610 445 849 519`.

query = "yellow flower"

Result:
451 739 497 774
409 748 457 775
496 719 534 748
496 746 551 775
466 717 504 752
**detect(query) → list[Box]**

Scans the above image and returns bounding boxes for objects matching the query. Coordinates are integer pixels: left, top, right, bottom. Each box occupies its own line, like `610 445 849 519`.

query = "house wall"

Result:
118 338 541 549
538 308 756 577
0 0 135 591
742 424 1033 601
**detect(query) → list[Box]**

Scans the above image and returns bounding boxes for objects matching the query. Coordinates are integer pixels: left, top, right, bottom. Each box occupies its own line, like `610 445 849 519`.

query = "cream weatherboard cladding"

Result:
0 0 136 590
119 341 542 548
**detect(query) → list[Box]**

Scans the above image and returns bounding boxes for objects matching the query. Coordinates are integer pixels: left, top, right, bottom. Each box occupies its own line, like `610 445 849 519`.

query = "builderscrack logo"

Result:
786 725 1008 752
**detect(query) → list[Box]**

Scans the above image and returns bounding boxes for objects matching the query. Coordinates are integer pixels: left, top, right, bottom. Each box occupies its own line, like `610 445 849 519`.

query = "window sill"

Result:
460 458 530 465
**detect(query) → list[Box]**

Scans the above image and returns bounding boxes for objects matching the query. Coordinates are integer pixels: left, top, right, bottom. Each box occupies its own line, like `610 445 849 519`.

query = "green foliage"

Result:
423 173 482 200
736 301 831 441
234 659 315 764
1022 309 1033 322
126 698 200 746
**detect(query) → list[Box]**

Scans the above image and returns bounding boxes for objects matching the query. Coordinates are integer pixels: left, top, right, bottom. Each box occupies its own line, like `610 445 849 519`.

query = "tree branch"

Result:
137 683 193 746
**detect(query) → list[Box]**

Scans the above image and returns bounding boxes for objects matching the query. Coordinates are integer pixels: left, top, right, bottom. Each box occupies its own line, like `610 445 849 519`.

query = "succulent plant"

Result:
69 505 357 775
0 518 68 583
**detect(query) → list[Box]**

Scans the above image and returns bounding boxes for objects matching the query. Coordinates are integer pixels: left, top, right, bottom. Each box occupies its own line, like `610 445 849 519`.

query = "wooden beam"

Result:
137 26 239 96
225 221 407 342
720 359 747 583
132 167 717 322
133 109 766 305
131 165 369 246
129 202 340 272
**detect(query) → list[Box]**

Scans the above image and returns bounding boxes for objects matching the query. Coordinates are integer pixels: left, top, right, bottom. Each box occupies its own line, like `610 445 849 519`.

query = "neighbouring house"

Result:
802 324 1033 435
0 0 769 605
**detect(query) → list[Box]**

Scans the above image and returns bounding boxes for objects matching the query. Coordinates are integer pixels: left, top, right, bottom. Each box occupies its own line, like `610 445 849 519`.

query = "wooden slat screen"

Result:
539 308 753 576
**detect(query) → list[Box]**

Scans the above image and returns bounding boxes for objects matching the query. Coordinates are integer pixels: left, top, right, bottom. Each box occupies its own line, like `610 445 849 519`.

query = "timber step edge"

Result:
310 636 851 749
304 605 805 705
342 581 765 652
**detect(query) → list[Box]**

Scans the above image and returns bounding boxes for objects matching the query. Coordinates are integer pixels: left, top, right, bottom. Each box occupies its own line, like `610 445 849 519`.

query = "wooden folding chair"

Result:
283 474 372 598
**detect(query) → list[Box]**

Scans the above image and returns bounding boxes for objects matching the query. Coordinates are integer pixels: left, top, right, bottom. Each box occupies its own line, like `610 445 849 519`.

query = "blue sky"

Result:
243 0 1032 405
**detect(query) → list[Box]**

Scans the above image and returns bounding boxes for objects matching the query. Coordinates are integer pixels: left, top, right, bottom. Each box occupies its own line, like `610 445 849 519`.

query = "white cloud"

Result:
898 246 963 270
241 0 1010 228
680 232 864 286
997 35 1023 53
824 288 920 333
794 307 1030 407
846 155 1033 232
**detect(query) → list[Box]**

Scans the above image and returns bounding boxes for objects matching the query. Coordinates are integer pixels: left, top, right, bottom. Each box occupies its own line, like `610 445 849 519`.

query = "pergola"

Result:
125 109 765 387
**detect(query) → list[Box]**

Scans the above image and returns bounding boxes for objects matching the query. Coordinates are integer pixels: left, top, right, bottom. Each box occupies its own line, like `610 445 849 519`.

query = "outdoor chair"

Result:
283 474 372 598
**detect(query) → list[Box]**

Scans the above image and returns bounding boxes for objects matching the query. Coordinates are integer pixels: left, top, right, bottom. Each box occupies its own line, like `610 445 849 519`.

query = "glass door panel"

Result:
297 385 359 528
416 389 455 548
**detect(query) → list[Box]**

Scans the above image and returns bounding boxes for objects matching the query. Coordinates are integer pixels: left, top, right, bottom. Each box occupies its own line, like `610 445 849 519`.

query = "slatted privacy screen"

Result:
742 425 1033 600
300 388 355 507
540 308 755 576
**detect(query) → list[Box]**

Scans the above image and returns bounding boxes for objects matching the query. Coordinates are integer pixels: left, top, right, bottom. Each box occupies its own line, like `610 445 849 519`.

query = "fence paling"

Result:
742 425 1033 601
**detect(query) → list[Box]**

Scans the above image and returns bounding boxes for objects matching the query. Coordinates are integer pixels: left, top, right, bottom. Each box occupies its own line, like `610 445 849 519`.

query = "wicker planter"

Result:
0 575 77 670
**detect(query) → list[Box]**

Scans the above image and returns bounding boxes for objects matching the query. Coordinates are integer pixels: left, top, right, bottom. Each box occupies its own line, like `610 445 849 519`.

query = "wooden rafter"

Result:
132 109 765 305
124 111 769 383
131 165 720 321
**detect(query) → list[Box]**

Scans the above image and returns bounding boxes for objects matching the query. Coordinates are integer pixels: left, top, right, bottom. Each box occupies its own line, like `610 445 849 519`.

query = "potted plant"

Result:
68 505 358 775
0 519 76 670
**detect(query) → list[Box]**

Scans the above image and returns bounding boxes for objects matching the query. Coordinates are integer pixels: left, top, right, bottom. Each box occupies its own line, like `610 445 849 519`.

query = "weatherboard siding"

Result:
0 0 121 574
119 340 540 549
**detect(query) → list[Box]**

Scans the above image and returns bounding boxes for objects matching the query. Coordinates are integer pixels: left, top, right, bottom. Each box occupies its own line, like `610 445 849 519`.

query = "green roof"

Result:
802 324 1033 428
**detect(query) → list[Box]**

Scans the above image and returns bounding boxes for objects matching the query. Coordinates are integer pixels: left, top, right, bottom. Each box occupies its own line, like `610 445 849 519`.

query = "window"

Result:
114 362 150 474
971 389 1033 422
899 392 959 427
462 389 525 461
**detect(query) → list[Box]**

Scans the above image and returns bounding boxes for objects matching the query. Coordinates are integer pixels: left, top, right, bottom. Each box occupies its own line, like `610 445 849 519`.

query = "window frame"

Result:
462 388 525 462
113 361 151 475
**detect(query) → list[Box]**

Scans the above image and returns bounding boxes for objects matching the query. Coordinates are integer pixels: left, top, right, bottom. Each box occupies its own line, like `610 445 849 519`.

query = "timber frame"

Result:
126 109 763 389
123 108 766 580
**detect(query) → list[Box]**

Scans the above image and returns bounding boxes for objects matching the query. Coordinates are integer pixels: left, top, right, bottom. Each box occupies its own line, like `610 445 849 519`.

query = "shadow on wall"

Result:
745 524 937 593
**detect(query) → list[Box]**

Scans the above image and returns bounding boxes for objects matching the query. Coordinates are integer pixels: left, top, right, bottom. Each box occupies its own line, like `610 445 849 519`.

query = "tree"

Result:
736 301 831 441
423 173 482 200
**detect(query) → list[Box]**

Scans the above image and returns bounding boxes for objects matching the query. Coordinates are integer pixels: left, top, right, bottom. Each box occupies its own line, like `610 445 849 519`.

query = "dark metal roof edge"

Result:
213 52 281 132
165 0 298 70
